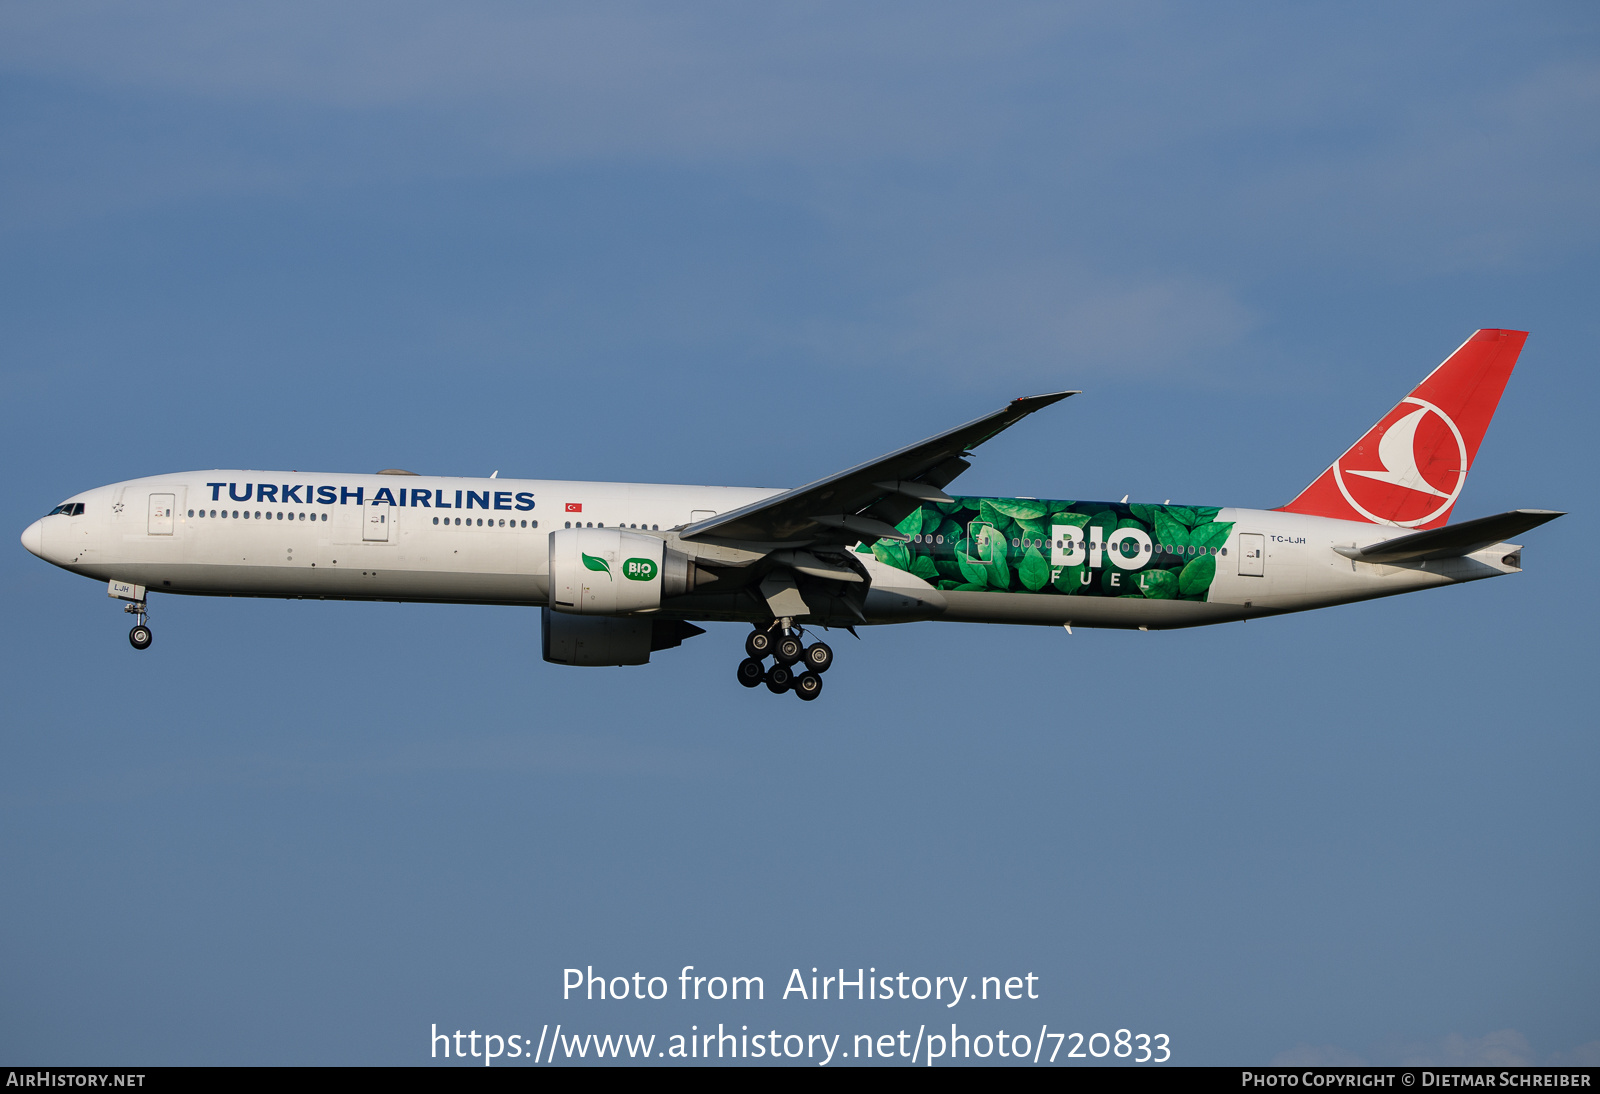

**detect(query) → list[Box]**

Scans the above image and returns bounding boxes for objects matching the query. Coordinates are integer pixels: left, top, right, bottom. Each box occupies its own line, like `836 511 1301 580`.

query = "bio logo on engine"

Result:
623 558 659 581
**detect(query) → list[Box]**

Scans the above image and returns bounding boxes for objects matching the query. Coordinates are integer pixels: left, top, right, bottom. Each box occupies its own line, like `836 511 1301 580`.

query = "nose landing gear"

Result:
739 622 832 700
126 599 152 650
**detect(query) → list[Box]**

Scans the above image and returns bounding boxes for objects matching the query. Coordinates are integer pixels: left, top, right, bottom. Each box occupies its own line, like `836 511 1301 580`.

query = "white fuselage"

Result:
21 470 1523 630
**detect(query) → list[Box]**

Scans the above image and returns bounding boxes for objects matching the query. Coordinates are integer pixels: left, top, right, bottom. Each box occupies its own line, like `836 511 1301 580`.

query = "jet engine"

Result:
547 527 713 615
541 608 706 666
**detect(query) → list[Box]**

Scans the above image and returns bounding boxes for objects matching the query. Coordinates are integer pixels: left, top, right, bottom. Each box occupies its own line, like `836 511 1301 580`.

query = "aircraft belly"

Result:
68 560 550 605
937 590 1249 629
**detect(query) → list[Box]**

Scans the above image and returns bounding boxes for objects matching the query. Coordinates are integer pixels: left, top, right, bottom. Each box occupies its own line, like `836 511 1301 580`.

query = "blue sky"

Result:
1 2 1596 1066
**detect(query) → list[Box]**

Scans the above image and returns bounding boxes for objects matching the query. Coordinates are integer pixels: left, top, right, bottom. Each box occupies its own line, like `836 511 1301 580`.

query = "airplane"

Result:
20 328 1562 701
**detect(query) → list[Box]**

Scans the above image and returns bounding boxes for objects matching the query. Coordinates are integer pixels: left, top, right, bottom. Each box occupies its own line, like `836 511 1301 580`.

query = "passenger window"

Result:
533 521 539 528
187 510 194 518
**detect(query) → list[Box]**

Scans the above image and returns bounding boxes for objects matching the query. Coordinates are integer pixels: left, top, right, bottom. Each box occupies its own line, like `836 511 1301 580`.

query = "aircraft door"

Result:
363 503 392 542
964 522 1003 565
148 493 175 535
1238 533 1265 576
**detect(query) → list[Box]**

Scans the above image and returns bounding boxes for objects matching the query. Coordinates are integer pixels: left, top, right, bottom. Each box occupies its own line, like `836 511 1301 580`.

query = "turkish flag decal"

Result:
565 502 582 513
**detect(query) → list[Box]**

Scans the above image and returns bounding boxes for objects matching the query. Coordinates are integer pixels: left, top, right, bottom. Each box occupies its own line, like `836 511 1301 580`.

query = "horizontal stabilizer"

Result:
1335 509 1563 565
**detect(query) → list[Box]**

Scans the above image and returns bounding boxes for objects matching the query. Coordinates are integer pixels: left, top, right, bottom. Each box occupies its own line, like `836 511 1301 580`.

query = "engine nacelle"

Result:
548 527 704 615
541 608 652 666
541 608 707 667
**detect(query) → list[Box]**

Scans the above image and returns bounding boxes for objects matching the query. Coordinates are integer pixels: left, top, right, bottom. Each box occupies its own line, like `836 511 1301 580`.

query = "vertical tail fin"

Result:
1278 329 1527 529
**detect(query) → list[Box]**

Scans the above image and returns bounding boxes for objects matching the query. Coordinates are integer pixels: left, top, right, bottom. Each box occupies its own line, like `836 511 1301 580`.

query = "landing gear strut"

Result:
737 620 832 700
126 599 152 650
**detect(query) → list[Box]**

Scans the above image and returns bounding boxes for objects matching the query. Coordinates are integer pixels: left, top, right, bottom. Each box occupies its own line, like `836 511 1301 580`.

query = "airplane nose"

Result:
20 519 44 559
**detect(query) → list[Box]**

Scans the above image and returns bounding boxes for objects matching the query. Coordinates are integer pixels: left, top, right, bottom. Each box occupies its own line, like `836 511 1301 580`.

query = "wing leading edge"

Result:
681 390 1079 546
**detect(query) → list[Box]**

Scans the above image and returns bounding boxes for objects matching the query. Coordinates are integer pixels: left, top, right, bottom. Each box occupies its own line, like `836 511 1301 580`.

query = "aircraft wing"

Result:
1334 508 1564 565
680 390 1079 545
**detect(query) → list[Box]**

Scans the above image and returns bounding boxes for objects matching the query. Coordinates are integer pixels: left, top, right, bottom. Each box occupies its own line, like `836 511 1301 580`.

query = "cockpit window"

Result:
45 503 85 517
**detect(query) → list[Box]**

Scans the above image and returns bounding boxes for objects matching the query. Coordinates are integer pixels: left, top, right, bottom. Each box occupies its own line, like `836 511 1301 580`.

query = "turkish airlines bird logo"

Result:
1333 398 1468 527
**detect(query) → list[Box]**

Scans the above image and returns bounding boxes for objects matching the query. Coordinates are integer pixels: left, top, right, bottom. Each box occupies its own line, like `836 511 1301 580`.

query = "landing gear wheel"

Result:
765 664 793 694
775 634 804 665
129 625 152 650
793 672 823 701
736 657 765 688
802 642 833 673
745 630 775 659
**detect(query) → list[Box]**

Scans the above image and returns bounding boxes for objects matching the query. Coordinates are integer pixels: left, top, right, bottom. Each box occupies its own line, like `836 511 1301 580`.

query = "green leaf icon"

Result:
1018 547 1051 591
987 497 1049 521
1015 516 1048 540
873 539 911 572
1153 510 1190 550
987 551 1012 590
1178 554 1216 597
1189 521 1234 551
1137 569 1178 599
955 542 991 587
894 509 923 536
581 552 612 579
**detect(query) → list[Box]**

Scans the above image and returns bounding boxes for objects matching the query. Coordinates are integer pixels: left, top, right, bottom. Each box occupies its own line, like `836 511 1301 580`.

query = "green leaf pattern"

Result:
865 495 1236 602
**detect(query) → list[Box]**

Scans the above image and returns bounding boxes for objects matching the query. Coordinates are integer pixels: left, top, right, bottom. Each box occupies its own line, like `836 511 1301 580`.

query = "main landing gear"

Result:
736 621 832 701
126 599 152 650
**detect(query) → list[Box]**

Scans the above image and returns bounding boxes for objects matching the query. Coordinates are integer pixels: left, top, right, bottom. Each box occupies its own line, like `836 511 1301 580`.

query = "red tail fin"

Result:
1278 329 1527 529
